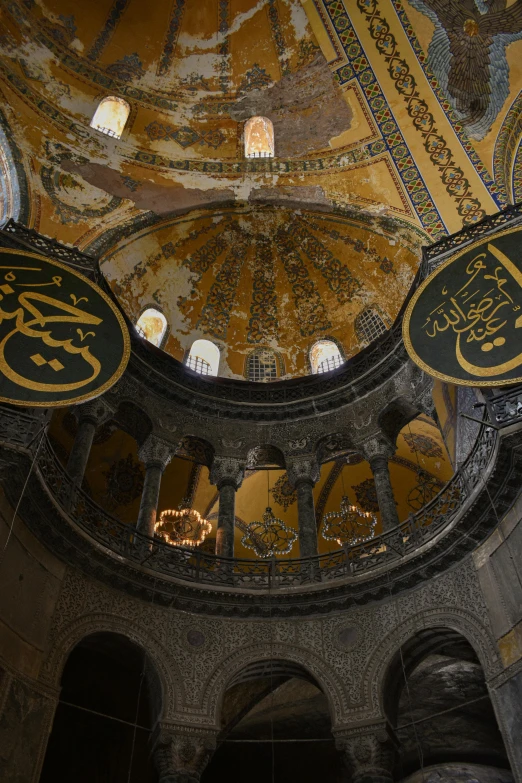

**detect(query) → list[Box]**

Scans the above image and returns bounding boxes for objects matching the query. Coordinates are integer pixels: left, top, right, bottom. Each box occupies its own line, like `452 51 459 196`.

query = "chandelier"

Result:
322 495 377 546
242 506 297 558
155 504 212 547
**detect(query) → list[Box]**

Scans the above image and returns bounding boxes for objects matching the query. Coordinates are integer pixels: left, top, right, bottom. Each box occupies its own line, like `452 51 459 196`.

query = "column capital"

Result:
360 434 395 464
73 397 113 426
210 456 245 490
334 723 394 783
152 726 217 783
139 434 174 471
286 455 320 488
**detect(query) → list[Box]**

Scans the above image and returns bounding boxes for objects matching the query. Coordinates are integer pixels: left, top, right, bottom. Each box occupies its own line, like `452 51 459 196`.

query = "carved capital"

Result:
286 456 320 488
73 397 113 426
416 377 437 422
152 727 217 783
360 434 394 463
335 725 394 783
209 456 245 490
139 434 173 471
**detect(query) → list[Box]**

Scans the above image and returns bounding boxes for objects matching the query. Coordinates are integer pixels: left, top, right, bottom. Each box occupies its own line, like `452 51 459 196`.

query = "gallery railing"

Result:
3 410 498 591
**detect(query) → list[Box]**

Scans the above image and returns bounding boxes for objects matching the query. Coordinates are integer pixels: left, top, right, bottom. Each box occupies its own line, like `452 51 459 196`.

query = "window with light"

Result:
90 96 130 139
244 116 274 158
310 340 344 375
246 349 280 382
135 308 168 348
185 339 220 377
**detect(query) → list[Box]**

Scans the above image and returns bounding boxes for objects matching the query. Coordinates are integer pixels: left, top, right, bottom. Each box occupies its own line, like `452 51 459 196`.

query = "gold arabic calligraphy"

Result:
421 243 522 378
0 266 103 392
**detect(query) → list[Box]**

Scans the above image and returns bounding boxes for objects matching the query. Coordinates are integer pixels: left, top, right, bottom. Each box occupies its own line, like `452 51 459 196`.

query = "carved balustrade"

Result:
0 401 503 593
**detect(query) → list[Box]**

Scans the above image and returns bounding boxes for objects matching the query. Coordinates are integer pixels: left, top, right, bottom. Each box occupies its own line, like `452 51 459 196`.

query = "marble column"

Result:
67 399 112 487
335 725 395 783
362 437 399 533
152 726 216 783
0 668 59 783
287 456 320 559
136 435 173 538
209 457 245 558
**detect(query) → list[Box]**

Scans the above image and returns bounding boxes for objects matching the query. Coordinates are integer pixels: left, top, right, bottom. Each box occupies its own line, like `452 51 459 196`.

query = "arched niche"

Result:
381 627 510 780
207 655 342 783
40 632 162 782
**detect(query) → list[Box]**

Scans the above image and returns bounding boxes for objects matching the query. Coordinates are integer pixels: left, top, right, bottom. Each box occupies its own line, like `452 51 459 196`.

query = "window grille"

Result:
355 308 388 344
185 355 212 376
247 350 278 382
317 354 344 374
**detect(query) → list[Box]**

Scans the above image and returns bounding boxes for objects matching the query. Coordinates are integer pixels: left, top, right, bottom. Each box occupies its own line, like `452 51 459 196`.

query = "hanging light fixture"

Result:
322 459 377 546
241 470 298 557
155 499 212 547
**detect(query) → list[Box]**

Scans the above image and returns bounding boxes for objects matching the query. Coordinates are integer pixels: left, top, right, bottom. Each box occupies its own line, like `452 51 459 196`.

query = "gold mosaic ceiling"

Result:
102 206 420 377
1 0 522 370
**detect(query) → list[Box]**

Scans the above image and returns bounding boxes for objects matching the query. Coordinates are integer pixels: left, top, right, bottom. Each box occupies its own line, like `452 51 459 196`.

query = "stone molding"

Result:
209 456 245 490
286 455 320 487
139 434 174 471
152 725 217 783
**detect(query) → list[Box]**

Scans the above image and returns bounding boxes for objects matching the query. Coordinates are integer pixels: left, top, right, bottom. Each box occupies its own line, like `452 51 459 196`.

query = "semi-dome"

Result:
102 205 420 378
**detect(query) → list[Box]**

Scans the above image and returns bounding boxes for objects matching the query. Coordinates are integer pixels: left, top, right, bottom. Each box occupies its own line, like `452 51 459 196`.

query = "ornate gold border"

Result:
402 224 522 388
0 248 131 406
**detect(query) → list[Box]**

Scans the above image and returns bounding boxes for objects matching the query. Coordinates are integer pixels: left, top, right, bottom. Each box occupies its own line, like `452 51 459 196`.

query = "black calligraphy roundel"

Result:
403 225 522 387
0 249 130 406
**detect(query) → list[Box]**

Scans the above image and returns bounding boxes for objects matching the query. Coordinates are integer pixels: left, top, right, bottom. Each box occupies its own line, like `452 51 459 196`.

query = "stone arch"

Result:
42 613 181 719
201 642 350 730
315 432 356 464
176 434 215 467
378 395 420 447
366 609 501 720
0 107 30 224
113 399 154 446
246 444 286 469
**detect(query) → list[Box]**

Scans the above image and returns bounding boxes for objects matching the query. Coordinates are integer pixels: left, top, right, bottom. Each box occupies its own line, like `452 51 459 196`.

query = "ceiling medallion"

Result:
322 496 377 546
241 507 298 558
155 505 212 547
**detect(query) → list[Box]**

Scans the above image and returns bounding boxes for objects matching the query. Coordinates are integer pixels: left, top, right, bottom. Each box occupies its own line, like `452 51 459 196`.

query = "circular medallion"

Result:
0 248 130 406
336 625 359 649
186 629 206 648
403 225 522 387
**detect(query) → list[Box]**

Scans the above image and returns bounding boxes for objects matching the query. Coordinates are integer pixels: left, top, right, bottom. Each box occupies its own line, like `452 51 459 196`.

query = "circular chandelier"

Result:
242 506 297 558
322 495 377 547
155 506 212 547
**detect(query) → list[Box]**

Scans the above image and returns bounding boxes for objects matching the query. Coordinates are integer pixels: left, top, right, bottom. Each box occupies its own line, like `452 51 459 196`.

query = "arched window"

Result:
135 307 168 348
244 116 274 158
355 307 389 345
185 339 220 377
90 96 130 139
246 348 281 382
310 340 344 374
